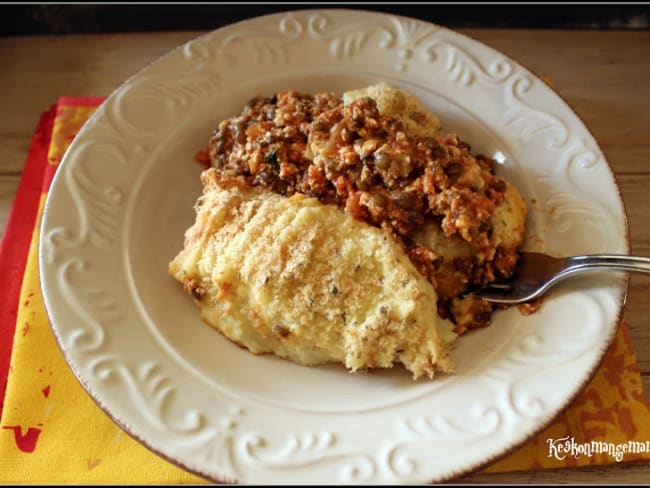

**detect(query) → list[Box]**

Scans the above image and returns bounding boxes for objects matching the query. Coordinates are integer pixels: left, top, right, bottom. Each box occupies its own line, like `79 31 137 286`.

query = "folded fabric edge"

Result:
0 107 56 417
57 96 106 107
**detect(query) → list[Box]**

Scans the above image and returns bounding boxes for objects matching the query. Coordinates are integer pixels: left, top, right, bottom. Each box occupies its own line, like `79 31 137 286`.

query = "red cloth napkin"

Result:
0 107 56 414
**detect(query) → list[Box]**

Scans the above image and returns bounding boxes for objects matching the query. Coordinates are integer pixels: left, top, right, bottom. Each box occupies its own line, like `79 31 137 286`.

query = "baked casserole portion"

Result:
170 83 528 377
169 170 455 379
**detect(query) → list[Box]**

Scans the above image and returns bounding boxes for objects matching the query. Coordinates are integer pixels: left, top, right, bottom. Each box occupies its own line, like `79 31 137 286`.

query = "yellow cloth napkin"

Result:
1 99 649 483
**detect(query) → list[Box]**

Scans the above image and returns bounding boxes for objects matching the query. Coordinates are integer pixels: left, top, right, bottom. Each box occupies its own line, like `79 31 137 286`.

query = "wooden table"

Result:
1 28 649 483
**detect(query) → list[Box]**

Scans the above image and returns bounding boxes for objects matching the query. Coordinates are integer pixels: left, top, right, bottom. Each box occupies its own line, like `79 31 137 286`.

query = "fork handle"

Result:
565 254 650 275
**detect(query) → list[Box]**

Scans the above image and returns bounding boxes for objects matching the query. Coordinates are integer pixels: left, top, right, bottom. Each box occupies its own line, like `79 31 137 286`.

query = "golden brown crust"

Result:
169 170 456 379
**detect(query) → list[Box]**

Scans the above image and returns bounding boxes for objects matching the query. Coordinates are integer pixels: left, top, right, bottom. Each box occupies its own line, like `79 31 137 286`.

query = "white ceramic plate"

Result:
40 9 629 483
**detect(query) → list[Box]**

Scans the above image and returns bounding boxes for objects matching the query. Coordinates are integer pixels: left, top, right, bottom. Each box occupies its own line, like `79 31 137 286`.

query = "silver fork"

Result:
476 252 650 305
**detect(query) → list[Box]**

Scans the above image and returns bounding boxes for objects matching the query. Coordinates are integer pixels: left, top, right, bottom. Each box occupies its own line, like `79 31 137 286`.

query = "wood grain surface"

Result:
1 28 649 483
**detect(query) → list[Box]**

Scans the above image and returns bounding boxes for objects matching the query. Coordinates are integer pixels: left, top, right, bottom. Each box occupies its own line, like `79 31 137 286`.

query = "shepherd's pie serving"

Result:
169 83 528 379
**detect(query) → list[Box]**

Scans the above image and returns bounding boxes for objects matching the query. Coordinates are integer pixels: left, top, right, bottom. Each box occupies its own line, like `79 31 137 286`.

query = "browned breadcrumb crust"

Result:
206 89 525 333
170 170 456 379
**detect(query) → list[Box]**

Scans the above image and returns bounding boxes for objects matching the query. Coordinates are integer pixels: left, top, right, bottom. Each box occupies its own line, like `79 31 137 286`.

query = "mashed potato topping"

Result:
169 170 455 379
171 83 528 377
343 82 441 139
